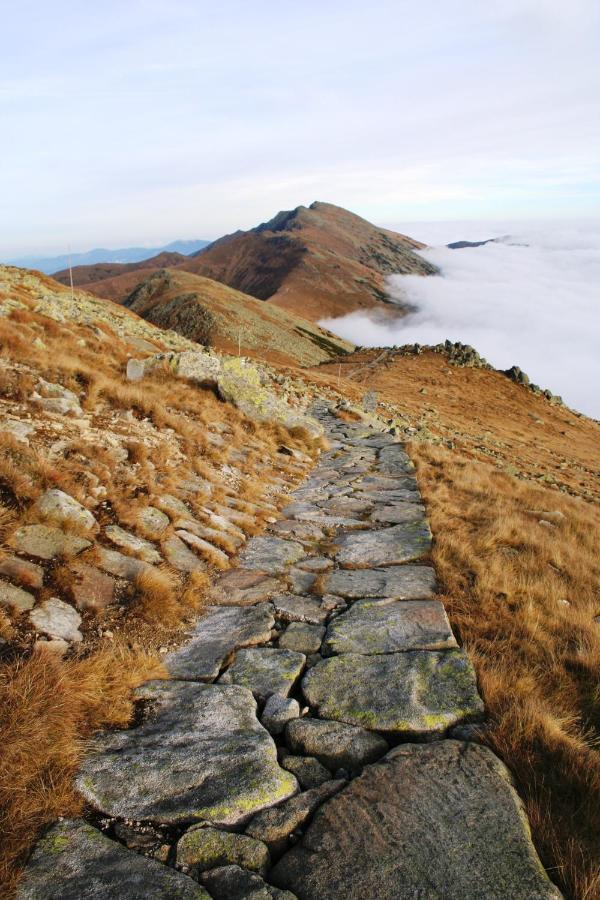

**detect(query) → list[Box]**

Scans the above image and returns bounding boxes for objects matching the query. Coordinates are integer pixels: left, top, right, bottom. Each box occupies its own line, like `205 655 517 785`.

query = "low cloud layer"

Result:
321 222 600 418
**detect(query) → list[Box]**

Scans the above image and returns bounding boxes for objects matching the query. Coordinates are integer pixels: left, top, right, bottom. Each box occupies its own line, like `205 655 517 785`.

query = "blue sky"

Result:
1 0 599 255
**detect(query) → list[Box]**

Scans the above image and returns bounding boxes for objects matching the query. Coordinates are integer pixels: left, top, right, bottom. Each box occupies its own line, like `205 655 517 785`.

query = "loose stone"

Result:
16 820 208 899
77 681 298 826
285 718 388 771
105 525 161 563
271 742 562 900
219 647 306 702
68 562 119 611
0 579 36 612
34 489 97 531
0 555 44 589
273 594 329 626
162 534 206 572
302 650 484 735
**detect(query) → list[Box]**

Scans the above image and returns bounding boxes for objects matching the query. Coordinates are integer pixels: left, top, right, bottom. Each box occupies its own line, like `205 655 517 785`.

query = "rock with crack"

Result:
334 522 432 569
270 742 563 900
77 681 298 826
273 594 329 626
285 718 388 771
322 599 457 655
219 648 306 703
176 826 270 877
321 566 436 600
281 755 332 790
245 779 346 855
302 650 484 735
376 444 415 475
16 819 208 899
166 604 275 681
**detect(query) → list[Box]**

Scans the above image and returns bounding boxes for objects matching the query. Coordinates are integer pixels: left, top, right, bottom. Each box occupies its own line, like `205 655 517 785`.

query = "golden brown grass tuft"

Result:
0 646 165 894
131 567 181 625
410 442 600 899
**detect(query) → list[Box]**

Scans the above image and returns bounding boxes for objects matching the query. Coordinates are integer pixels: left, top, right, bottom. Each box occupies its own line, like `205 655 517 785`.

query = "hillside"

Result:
122 268 353 366
185 201 437 320
52 251 188 291
53 202 437 318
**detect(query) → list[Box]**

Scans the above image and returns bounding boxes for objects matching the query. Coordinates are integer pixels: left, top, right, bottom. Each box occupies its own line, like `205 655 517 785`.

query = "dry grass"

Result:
0 645 165 896
411 442 600 899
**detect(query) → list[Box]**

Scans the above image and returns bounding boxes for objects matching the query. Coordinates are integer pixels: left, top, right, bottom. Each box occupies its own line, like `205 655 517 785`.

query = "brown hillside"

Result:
52 251 187 290
185 201 436 321
122 268 353 366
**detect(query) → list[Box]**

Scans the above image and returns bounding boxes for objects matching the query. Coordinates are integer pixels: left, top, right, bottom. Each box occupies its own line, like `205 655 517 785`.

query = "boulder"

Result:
261 695 300 735
271 742 562 900
281 755 332 790
200 865 296 900
77 681 298 826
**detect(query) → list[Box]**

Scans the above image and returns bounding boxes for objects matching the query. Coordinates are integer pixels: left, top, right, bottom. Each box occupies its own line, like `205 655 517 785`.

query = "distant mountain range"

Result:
447 235 528 249
5 239 210 275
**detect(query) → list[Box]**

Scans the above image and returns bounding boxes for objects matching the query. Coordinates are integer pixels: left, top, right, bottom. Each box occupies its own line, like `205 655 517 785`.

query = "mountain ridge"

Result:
6 239 210 275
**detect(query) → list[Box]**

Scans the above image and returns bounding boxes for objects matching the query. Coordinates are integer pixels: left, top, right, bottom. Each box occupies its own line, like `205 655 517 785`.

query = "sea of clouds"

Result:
320 221 600 418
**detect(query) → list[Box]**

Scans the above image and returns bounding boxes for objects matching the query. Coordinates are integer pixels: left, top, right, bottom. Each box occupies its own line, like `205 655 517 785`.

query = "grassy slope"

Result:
309 349 600 899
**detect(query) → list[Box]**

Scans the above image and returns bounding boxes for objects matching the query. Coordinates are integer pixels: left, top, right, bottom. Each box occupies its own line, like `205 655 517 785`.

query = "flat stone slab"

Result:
68 562 119 611
162 534 206 572
354 489 421 505
29 597 82 642
285 718 388 771
16 819 208 899
77 681 298 826
96 547 152 581
0 555 44 589
35 489 97 531
9 524 91 560
271 742 562 900
322 566 436 600
302 650 484 735
210 569 282 606
219 648 306 702
323 600 457 655
376 444 415 475
166 604 275 681
273 594 329 625
370 502 427 525
238 537 305 575
335 523 432 568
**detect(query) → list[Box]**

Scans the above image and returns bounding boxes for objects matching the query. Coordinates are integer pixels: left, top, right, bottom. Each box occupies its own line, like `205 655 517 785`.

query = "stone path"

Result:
17 404 562 899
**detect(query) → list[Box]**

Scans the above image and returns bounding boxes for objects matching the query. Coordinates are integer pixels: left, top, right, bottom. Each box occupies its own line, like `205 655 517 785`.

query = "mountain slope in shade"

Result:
186 201 437 321
123 268 354 366
6 239 210 275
